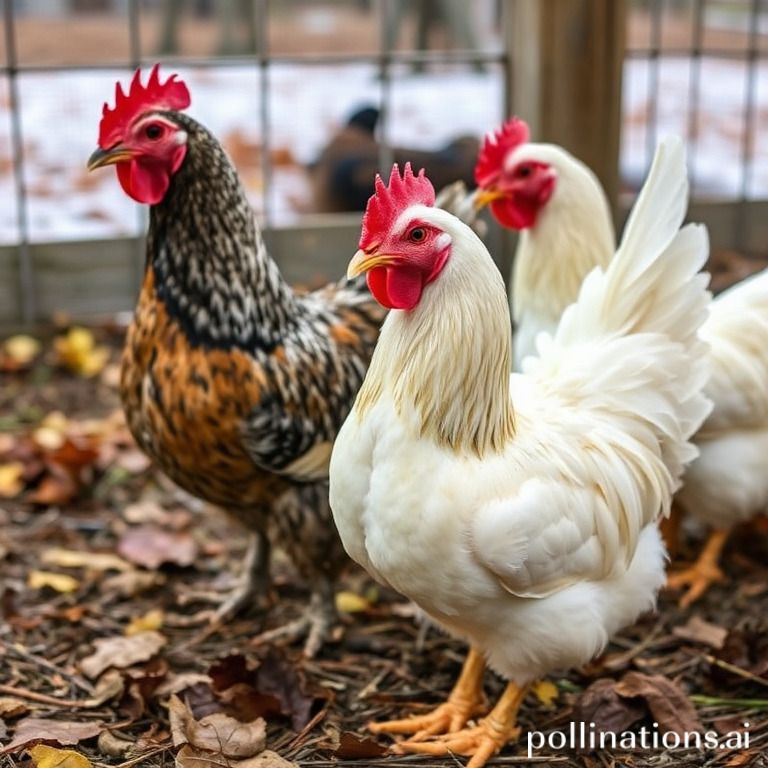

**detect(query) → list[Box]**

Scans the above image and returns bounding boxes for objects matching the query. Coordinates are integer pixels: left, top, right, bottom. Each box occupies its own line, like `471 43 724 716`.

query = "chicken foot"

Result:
394 681 528 768
369 647 487 739
210 530 272 623
666 528 728 608
250 576 335 657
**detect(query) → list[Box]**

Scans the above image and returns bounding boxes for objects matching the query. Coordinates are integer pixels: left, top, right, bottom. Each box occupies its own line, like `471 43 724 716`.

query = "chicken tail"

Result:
529 136 712 507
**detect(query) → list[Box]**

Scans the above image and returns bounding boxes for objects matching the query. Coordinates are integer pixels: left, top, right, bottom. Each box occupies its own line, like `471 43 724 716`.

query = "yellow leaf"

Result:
125 608 164 636
0 462 24 498
532 680 559 707
33 426 66 451
335 590 370 613
41 548 132 573
29 745 93 768
41 411 70 432
28 570 80 593
3 334 41 364
54 328 109 378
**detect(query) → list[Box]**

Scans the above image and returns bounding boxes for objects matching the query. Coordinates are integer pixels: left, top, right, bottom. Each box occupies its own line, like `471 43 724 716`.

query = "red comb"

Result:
359 163 435 249
474 117 530 187
99 64 191 149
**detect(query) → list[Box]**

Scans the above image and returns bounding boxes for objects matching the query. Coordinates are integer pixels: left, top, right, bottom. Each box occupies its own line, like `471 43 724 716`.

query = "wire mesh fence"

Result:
624 0 765 201
1 0 766 327
1 0 508 324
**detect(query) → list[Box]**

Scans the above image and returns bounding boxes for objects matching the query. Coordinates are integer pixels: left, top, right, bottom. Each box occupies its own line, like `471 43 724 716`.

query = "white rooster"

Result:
329 140 711 767
475 117 768 607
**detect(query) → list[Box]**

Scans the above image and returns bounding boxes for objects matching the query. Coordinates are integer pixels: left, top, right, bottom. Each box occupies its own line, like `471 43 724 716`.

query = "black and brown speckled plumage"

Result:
120 111 386 652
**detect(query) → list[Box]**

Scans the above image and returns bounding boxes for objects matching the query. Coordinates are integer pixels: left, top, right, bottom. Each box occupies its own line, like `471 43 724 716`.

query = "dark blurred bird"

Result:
87 65 387 656
310 105 480 213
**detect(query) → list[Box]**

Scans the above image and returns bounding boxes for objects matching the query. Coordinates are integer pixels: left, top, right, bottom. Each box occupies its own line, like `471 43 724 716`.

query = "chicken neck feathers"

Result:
331 138 710 677
132 112 385 486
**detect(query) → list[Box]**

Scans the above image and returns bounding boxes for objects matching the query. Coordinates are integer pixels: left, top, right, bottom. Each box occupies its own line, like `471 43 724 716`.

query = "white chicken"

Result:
475 117 768 606
329 141 711 767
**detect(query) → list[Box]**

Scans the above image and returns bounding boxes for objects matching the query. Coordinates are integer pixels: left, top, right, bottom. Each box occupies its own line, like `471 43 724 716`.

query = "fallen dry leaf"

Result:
532 679 559 707
1 717 103 753
41 548 132 573
155 673 214 698
0 462 25 498
117 525 197 569
28 745 93 768
32 427 66 452
673 615 728 649
236 752 298 768
251 650 323 731
54 327 110 378
614 672 704 736
0 697 29 719
26 471 78 506
332 732 387 759
335 590 370 613
27 570 80 594
574 678 646 734
210 652 325 731
82 669 125 708
2 334 41 366
712 625 768 681
168 695 267 758
175 746 297 768
47 438 100 473
79 631 167 679
96 730 134 758
101 569 166 597
126 609 164 636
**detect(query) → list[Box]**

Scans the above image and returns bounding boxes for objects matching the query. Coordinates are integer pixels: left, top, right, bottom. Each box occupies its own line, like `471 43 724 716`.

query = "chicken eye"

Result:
517 164 532 178
409 227 427 243
145 124 163 141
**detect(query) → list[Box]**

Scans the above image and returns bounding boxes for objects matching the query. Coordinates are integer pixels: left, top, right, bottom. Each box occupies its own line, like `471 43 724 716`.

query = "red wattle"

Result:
116 145 186 205
367 265 424 310
491 197 537 230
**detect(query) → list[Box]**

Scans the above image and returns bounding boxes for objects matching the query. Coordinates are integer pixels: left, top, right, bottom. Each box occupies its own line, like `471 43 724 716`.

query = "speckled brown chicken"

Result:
87 65 386 655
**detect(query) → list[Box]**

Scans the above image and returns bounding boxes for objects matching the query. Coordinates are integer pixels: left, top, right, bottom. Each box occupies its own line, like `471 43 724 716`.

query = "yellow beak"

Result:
474 188 504 210
87 145 133 171
347 249 398 279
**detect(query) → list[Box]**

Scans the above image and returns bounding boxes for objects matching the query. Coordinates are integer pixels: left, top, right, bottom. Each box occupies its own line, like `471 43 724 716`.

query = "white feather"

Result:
510 138 768 536
330 137 711 683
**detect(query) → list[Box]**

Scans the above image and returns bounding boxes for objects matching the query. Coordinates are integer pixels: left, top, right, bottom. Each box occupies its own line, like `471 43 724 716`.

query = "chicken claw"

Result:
369 647 487 740
393 681 527 768
209 531 272 623
250 579 335 657
666 528 728 608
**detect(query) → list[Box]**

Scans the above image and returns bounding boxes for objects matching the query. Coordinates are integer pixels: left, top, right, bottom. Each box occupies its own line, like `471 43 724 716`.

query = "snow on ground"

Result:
0 64 503 244
0 57 765 244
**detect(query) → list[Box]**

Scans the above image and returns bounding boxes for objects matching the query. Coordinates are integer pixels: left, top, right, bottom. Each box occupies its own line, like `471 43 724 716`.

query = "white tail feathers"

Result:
554 136 710 355
531 136 713 508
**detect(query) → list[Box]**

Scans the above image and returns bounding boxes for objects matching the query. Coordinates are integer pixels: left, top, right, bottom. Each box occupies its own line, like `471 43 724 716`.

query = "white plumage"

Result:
499 137 768 604
330 139 710 763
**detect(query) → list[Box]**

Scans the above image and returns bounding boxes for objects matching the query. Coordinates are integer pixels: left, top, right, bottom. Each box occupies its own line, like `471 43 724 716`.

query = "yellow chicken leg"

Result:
369 647 487 740
666 528 728 607
394 681 528 768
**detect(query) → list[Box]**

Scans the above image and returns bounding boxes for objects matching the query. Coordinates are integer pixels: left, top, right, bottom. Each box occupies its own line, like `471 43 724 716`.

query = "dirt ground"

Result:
1 248 768 768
